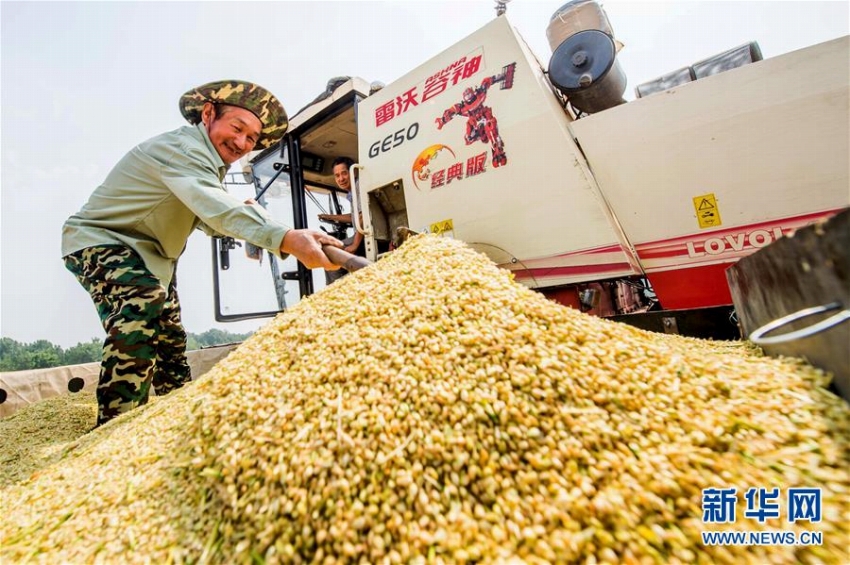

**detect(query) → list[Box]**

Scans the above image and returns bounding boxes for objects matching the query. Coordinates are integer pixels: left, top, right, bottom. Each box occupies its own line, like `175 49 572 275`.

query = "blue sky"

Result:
1 0 847 347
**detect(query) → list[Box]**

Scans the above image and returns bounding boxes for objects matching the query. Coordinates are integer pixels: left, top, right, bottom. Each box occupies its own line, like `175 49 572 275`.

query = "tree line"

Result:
0 329 253 372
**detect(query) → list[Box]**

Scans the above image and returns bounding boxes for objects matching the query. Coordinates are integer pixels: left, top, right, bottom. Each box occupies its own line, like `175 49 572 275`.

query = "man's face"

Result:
333 163 351 191
201 103 262 165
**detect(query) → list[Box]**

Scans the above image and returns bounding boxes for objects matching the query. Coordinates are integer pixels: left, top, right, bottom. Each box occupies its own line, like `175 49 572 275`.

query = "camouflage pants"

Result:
63 246 191 425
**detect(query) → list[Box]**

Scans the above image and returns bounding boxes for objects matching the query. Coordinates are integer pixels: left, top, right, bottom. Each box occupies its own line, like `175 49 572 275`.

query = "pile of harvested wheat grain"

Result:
0 391 96 488
1 234 848 564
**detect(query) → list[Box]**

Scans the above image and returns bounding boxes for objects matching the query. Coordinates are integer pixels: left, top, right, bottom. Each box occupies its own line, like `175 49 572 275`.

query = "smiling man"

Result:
62 79 342 426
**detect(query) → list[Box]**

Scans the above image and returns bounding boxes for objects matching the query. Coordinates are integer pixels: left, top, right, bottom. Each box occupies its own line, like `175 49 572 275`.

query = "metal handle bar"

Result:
322 244 371 273
749 301 850 346
349 163 371 236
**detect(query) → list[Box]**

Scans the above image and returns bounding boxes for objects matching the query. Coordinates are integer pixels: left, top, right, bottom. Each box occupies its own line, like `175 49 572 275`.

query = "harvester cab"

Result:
211 77 376 322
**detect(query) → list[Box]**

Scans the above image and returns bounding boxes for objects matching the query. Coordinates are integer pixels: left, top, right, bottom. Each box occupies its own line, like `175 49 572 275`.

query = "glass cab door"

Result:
211 79 368 322
211 143 309 322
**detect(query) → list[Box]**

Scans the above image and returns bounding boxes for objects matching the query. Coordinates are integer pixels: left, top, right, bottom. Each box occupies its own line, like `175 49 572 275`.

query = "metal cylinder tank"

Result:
546 0 621 53
548 29 626 114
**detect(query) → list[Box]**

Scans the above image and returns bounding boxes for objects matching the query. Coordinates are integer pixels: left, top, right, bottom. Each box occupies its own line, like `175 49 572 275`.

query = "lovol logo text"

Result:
687 227 784 257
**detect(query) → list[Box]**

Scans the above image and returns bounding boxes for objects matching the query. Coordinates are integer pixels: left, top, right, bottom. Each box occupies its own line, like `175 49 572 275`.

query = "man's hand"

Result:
280 229 343 270
318 213 352 225
345 230 364 255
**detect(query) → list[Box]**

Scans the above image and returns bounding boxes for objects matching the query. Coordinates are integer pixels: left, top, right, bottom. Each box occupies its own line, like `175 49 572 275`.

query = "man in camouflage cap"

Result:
62 79 342 427
179 79 289 151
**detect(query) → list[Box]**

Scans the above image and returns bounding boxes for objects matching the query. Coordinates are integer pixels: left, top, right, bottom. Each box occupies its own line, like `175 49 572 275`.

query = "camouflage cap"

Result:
179 80 288 150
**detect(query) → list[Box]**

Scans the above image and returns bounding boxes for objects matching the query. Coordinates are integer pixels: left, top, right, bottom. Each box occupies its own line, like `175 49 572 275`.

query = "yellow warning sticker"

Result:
430 219 454 236
693 193 722 229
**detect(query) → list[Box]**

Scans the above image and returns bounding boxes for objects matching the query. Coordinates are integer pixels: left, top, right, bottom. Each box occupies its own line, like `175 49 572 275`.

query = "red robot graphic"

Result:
435 63 516 168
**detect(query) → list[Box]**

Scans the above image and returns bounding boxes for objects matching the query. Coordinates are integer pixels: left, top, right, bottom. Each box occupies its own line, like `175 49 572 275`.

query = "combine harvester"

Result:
221 0 849 397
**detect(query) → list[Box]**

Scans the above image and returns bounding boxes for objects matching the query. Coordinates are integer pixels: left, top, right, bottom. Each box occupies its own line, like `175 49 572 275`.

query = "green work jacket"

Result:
62 124 289 287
